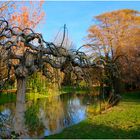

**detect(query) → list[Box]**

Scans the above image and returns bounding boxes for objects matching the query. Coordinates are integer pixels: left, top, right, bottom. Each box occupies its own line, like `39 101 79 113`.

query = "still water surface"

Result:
0 93 99 138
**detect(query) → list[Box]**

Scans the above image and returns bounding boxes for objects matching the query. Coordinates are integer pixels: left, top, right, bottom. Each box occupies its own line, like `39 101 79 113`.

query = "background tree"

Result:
9 1 45 29
0 1 15 19
87 9 140 95
0 1 45 89
51 26 81 87
0 1 16 88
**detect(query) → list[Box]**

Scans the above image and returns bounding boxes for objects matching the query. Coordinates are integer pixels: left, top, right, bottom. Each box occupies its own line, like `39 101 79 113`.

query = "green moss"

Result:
46 91 140 139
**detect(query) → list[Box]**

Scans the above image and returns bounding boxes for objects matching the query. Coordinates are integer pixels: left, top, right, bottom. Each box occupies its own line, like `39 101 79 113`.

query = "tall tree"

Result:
0 2 16 87
87 9 140 93
0 1 45 88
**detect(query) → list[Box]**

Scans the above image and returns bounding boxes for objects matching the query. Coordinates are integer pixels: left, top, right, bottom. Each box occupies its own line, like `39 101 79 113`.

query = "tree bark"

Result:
112 77 121 95
14 78 26 136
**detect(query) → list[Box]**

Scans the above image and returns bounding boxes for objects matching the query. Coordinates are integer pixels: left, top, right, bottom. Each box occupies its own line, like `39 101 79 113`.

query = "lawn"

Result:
46 91 140 139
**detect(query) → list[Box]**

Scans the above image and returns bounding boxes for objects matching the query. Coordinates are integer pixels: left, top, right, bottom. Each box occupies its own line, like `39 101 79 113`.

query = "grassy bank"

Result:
47 91 140 139
0 86 88 105
0 92 50 105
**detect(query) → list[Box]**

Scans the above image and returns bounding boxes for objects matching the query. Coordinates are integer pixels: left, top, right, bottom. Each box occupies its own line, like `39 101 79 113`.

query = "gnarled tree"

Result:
0 19 103 135
0 1 45 90
87 9 140 97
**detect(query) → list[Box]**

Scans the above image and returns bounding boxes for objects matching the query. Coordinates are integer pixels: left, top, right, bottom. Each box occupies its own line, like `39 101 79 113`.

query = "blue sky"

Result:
35 1 140 48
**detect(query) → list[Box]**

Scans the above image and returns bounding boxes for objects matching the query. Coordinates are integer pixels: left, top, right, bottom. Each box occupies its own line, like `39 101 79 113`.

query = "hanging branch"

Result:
0 19 104 86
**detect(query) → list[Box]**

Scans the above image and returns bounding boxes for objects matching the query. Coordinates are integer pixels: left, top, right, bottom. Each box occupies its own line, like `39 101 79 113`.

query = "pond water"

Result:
0 93 100 138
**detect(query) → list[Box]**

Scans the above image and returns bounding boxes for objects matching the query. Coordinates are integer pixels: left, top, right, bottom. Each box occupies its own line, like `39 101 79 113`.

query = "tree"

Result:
9 1 45 29
87 9 140 95
0 19 102 135
0 2 16 87
0 1 15 19
0 1 45 89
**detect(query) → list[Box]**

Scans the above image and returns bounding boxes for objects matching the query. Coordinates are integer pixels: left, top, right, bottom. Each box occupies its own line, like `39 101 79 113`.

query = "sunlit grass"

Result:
26 92 48 100
0 89 62 104
0 92 56 104
0 85 90 105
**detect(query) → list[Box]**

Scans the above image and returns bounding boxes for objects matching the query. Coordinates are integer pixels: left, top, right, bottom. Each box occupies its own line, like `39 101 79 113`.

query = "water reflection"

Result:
0 93 100 138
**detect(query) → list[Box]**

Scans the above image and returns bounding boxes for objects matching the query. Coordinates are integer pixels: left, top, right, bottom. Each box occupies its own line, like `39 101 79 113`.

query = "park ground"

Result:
47 91 140 139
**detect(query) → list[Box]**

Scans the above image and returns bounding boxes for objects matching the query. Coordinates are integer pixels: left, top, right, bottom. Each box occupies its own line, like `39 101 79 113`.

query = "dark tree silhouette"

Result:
0 18 104 90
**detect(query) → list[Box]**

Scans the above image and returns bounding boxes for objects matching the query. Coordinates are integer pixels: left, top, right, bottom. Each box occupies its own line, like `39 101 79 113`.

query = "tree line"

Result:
0 2 140 96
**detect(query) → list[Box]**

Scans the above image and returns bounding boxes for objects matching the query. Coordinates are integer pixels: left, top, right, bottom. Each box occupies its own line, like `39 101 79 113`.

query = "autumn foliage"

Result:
10 1 45 29
87 9 140 90
0 1 45 87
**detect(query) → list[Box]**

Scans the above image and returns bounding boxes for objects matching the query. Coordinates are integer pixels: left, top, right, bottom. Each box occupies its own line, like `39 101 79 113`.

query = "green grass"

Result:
46 91 140 139
0 92 50 105
0 92 61 105
0 86 87 105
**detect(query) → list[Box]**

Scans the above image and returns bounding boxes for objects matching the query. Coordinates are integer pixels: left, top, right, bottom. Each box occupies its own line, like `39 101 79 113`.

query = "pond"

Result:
0 93 101 138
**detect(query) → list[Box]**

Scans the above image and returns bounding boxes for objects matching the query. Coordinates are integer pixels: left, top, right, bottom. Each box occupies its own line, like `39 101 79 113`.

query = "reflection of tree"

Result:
61 94 86 125
38 96 65 135
25 104 45 136
0 112 11 138
0 93 100 138
14 94 26 137
60 94 73 125
0 103 16 138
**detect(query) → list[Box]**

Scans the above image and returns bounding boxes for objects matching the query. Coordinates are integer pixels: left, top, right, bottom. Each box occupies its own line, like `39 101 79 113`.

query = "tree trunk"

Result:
112 77 121 95
14 78 26 136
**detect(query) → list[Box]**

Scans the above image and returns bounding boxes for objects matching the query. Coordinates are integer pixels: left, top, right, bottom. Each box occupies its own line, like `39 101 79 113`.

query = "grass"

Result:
46 91 140 139
0 87 74 105
0 85 89 105
0 92 50 105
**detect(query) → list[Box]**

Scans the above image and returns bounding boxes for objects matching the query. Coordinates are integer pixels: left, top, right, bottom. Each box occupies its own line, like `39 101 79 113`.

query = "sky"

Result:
35 1 140 49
